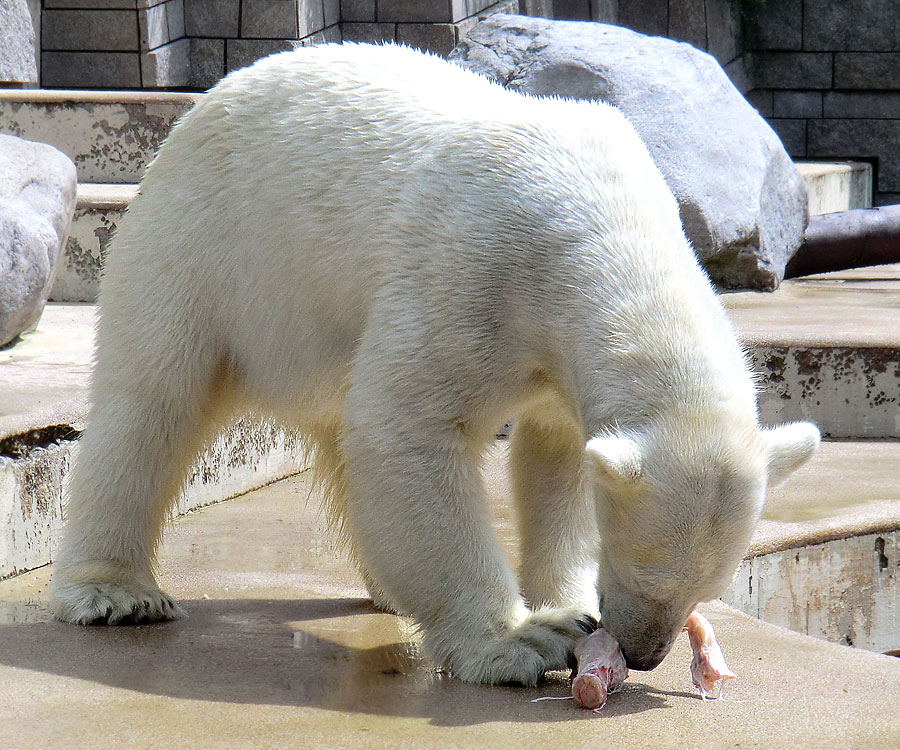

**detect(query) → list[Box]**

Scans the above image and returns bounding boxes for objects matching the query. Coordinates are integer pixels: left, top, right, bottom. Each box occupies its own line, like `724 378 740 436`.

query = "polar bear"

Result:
50 43 819 685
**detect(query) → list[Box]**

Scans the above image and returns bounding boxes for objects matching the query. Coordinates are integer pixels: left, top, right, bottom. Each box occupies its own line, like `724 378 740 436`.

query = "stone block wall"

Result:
741 0 900 206
40 1 190 88
185 0 341 89
341 0 520 58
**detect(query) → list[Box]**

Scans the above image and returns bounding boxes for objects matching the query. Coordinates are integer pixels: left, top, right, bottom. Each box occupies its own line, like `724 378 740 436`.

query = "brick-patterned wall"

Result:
741 0 900 206
341 1 519 57
41 1 190 88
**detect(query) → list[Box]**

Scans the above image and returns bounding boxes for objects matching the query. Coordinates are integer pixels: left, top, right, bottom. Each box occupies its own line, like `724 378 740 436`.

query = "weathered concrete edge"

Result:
748 500 900 559
0 416 306 580
0 90 203 106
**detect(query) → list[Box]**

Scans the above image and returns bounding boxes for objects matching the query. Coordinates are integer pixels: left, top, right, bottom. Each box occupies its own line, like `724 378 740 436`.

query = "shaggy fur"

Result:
50 43 819 684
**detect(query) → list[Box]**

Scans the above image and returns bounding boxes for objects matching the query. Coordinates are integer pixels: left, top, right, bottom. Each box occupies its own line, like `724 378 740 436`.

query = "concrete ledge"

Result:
797 160 873 215
51 183 137 302
0 90 200 182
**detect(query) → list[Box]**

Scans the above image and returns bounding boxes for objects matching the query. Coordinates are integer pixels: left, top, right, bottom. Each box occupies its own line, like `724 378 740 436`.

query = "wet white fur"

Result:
50 43 818 683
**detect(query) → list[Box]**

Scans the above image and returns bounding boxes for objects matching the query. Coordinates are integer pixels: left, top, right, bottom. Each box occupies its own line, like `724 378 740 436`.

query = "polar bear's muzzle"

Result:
600 587 690 672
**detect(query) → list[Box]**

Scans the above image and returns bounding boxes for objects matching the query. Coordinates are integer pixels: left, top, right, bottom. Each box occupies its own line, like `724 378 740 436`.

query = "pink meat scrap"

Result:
571 626 628 710
684 611 736 700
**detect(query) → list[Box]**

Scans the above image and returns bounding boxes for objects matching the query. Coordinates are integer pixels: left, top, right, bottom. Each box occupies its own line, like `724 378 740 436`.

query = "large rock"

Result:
0 0 38 86
451 14 809 290
0 135 77 346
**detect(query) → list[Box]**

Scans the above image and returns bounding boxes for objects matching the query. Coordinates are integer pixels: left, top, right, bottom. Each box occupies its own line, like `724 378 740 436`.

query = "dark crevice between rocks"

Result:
0 424 81 460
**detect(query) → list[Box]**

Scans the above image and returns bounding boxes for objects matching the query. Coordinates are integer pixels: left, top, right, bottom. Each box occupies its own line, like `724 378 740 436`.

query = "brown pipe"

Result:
784 204 900 279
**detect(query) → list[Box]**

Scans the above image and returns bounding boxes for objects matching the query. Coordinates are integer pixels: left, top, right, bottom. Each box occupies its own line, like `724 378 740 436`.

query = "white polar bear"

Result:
50 43 819 684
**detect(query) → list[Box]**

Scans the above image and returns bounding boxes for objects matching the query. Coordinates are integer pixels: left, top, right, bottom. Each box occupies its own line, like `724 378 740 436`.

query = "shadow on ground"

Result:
0 595 689 726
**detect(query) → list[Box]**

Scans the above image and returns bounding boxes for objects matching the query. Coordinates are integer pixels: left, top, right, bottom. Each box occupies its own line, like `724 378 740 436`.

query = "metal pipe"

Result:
784 205 900 279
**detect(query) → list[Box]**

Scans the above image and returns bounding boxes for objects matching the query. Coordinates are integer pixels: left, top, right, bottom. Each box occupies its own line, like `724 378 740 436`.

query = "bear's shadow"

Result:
0 596 695 726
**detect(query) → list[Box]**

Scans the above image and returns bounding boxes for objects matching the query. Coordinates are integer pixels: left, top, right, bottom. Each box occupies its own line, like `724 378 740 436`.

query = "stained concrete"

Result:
1 469 899 749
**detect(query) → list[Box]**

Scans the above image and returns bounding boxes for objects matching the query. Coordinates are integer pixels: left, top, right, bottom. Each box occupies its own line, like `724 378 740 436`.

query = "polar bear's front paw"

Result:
451 607 598 686
51 580 186 625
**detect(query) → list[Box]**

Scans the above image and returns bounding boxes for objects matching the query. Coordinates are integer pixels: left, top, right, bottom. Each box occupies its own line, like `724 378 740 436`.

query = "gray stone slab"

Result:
744 88 774 117
396 23 456 57
452 14 809 290
617 0 666 36
742 0 801 50
0 0 38 86
773 90 822 119
824 91 900 119
139 2 171 52
552 0 592 20
323 0 339 27
667 0 706 49
466 0 498 15
747 51 833 89
875 192 900 206
704 0 740 65
42 9 139 52
339 0 375 22
190 37 225 89
340 22 396 43
835 53 900 90
808 119 900 192
766 118 806 155
299 0 326 38
141 37 190 87
44 1 137 8
42 50 142 89
240 0 298 38
803 0 900 52
184 0 239 37
226 39 296 73
168 0 185 38
378 0 466 24
0 135 76 347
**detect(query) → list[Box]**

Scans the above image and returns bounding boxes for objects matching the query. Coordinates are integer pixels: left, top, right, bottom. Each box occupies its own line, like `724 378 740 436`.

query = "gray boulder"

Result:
451 14 808 290
0 134 77 346
0 0 38 86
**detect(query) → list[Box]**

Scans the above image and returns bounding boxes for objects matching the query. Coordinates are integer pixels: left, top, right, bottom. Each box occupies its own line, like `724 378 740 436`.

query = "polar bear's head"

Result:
587 416 820 671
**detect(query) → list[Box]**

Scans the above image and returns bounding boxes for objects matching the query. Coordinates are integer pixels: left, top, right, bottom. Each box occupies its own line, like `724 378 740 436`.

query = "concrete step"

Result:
1 454 898 747
724 264 900 438
0 89 200 183
51 183 137 303
722 439 900 654
797 160 873 215
0 304 306 580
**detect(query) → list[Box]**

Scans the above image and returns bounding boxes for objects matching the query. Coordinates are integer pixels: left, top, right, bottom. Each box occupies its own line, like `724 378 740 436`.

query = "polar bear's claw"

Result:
450 607 597 686
52 581 186 626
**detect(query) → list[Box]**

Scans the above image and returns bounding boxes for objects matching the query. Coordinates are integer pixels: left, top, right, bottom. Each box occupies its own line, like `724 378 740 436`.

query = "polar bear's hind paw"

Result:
52 581 186 625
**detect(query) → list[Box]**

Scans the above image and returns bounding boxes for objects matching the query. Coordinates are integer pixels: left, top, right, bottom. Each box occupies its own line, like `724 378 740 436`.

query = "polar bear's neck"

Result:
563 232 759 439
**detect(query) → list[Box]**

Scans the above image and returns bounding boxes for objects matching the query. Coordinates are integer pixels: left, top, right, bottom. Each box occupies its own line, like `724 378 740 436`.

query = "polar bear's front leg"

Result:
510 413 600 614
342 380 595 685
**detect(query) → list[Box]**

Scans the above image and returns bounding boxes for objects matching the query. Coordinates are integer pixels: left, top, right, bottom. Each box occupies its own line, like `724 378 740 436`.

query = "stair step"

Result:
724 264 900 439
797 161 873 215
52 183 138 303
0 304 305 580
0 89 200 183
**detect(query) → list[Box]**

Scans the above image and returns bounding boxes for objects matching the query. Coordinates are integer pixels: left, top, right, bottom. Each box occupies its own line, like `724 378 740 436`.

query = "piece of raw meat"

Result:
684 611 736 700
571 626 629 710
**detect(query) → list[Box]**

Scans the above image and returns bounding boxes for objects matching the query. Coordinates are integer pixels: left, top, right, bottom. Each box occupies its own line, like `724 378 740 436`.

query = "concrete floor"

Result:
1 460 900 749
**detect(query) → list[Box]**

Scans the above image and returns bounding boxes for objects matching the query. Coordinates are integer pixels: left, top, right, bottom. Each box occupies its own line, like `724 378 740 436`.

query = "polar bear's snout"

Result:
597 586 690 672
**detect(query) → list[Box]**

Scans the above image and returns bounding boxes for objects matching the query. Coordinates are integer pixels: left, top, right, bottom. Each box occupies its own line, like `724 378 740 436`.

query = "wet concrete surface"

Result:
1 463 900 748
724 263 900 347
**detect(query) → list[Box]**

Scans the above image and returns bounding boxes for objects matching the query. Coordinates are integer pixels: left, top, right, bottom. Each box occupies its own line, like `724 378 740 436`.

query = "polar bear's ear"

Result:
586 435 643 484
764 422 821 486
